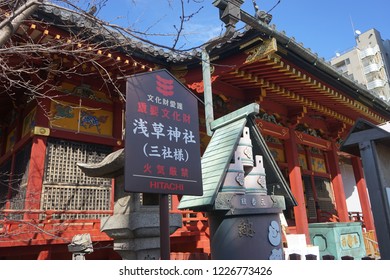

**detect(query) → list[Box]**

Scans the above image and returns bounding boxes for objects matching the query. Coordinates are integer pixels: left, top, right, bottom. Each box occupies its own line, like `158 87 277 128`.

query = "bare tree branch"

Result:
0 0 208 244
0 0 44 46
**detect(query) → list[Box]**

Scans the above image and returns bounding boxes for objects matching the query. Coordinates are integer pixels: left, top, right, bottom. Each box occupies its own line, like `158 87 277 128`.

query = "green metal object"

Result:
178 103 297 260
309 222 366 260
178 105 254 211
247 117 296 207
178 103 297 211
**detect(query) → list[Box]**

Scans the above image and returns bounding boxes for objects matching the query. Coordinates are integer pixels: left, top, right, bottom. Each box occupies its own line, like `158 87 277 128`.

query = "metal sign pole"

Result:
159 194 170 260
201 49 214 137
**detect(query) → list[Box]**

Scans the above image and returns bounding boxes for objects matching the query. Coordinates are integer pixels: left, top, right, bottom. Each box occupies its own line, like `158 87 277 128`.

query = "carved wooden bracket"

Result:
288 107 307 127
245 38 277 64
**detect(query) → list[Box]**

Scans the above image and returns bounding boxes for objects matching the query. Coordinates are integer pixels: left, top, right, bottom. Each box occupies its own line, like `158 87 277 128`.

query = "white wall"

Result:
339 162 362 212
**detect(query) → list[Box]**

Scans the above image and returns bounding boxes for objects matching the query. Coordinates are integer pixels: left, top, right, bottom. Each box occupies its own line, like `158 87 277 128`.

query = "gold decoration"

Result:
245 38 277 64
33 126 50 136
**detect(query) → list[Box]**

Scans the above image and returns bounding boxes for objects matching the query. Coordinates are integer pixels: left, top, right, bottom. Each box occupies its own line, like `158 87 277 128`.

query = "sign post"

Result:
159 194 170 260
125 69 203 259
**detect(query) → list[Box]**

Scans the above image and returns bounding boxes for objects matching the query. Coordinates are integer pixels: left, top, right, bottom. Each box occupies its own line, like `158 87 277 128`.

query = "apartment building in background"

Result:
331 29 390 101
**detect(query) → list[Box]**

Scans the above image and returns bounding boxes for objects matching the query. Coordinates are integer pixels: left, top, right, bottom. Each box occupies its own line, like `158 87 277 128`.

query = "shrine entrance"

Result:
303 175 337 223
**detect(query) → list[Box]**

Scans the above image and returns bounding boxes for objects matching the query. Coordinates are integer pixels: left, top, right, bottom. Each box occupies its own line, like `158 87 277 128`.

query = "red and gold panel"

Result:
269 147 286 163
298 153 308 170
311 156 327 173
22 108 37 138
49 101 113 136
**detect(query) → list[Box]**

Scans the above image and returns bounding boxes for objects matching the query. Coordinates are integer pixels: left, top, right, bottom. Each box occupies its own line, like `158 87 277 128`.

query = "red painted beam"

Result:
24 136 47 220
326 142 349 222
284 126 310 243
351 156 375 231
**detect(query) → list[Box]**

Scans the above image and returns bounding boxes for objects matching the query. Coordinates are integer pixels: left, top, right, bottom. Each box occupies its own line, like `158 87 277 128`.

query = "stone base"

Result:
101 212 182 260
113 237 161 260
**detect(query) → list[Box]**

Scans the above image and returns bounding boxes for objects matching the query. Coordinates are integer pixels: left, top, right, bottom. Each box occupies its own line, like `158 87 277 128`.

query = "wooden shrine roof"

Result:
2 3 390 140
178 27 390 140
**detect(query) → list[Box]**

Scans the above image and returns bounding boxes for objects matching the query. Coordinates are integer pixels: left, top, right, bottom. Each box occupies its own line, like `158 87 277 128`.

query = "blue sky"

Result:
96 0 390 60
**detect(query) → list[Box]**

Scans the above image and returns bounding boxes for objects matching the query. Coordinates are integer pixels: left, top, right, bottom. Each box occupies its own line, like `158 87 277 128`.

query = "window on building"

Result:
8 142 32 220
0 142 32 221
334 58 351 74
303 175 337 223
40 138 113 220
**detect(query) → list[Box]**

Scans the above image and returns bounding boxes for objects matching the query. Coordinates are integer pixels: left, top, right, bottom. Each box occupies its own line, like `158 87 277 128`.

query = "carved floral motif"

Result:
187 75 219 93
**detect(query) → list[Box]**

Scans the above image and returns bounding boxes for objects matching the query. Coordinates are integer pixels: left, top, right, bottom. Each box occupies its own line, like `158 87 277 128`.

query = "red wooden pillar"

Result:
285 127 310 243
112 101 124 144
24 135 47 220
111 101 124 209
23 102 50 220
326 142 349 222
351 156 375 231
171 195 180 211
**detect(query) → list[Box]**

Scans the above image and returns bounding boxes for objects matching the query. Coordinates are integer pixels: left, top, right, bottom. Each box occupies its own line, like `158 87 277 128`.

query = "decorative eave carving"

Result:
187 75 219 93
288 107 307 127
245 38 277 64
